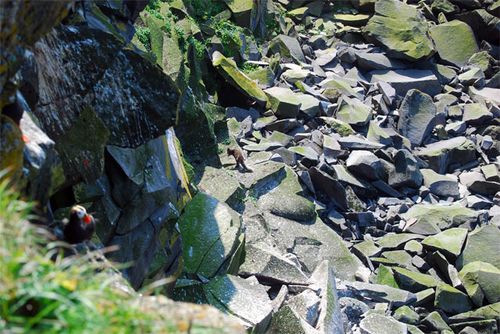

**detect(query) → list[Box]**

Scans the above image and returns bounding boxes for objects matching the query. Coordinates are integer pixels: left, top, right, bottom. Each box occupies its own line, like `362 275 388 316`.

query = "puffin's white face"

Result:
72 205 87 219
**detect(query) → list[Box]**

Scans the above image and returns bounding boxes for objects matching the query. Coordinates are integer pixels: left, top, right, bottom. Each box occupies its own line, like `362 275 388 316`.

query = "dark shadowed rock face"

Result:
0 1 72 107
35 26 179 148
33 25 179 183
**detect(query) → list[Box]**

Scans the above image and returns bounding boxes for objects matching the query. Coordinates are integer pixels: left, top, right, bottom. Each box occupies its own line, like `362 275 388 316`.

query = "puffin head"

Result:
70 205 93 224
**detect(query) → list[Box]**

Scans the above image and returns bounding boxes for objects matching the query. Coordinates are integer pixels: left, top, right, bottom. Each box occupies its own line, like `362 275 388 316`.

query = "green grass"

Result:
0 180 215 333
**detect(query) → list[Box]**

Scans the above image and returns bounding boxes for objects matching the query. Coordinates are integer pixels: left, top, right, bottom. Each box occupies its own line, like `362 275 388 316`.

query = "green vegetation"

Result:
213 20 244 57
240 62 259 74
135 26 151 52
0 180 186 333
135 0 251 61
183 0 227 22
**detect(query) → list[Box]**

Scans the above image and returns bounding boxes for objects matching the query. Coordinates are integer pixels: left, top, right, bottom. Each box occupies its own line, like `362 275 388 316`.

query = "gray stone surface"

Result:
397 89 437 147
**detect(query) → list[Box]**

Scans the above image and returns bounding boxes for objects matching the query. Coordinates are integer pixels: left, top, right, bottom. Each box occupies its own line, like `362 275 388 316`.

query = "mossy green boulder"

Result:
393 267 439 292
429 20 479 67
402 204 478 235
364 0 434 61
265 86 302 119
434 283 473 315
178 192 244 279
212 51 268 106
459 261 500 307
336 96 372 127
225 0 254 28
422 228 468 259
456 225 500 270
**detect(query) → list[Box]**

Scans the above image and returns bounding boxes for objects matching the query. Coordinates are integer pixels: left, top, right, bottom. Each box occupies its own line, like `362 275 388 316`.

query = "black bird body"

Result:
63 205 95 244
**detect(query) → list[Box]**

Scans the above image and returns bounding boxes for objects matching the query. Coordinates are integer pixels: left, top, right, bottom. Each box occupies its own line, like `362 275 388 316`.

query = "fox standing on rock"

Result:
227 147 253 172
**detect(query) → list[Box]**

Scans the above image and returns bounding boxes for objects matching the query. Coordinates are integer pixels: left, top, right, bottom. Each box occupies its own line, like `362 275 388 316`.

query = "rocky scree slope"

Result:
169 0 500 333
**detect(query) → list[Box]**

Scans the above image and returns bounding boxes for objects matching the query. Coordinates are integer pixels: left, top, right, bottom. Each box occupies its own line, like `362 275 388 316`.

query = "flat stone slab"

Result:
239 243 309 285
429 20 478 67
402 204 478 235
198 166 244 208
178 192 243 278
264 86 301 119
204 274 273 331
397 89 437 146
369 69 441 97
212 51 268 106
422 228 468 259
345 281 417 307
359 313 408 334
456 225 500 270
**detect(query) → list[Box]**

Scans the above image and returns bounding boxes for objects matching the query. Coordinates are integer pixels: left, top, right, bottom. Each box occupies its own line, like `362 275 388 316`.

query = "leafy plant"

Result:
136 26 152 51
213 20 243 58
240 62 259 74
184 0 227 22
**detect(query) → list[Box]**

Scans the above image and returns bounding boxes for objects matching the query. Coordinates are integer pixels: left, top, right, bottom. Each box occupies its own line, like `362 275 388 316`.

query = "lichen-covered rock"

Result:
225 0 255 28
178 192 245 279
422 228 468 259
434 283 473 315
336 96 372 127
456 225 500 270
429 20 479 67
239 243 309 284
105 130 191 288
212 51 268 106
265 86 302 119
393 267 440 292
416 136 477 174
268 35 306 63
198 167 245 211
346 281 416 307
307 261 344 334
359 313 408 334
402 204 478 235
364 0 434 61
421 169 460 198
459 262 500 307
204 275 273 332
369 69 441 97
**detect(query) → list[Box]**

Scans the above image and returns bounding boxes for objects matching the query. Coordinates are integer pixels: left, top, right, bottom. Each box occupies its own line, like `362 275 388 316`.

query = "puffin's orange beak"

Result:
83 214 92 224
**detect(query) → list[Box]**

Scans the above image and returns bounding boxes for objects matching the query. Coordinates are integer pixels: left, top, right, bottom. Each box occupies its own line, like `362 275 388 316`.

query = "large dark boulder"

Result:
33 25 179 182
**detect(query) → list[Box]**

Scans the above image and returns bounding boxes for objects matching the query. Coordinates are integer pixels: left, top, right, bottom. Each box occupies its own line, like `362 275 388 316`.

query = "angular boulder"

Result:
204 275 273 332
369 69 441 97
402 204 478 235
212 51 268 106
422 228 468 259
456 225 500 270
429 20 479 67
364 0 434 61
268 35 306 63
459 262 500 307
397 89 437 147
178 192 245 279
265 87 301 119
